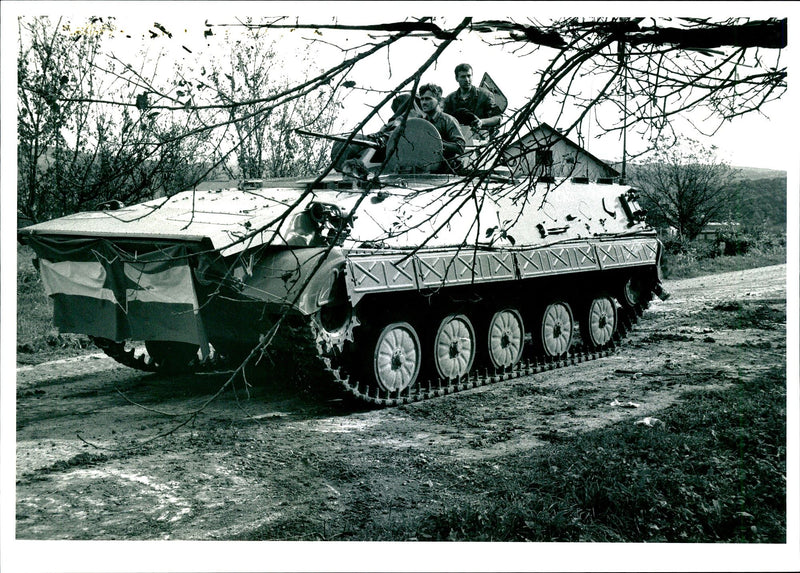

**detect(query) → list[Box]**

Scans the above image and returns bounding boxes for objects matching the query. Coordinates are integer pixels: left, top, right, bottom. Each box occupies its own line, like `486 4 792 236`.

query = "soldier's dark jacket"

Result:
443 85 501 125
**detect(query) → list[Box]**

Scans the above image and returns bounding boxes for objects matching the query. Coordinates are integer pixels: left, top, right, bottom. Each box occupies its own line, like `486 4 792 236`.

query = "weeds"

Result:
16 245 92 362
396 368 786 542
660 232 786 280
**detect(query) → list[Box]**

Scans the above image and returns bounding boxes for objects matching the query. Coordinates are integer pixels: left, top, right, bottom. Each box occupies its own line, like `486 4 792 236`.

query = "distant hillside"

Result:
623 162 787 233
726 176 787 232
610 161 786 182
730 166 787 181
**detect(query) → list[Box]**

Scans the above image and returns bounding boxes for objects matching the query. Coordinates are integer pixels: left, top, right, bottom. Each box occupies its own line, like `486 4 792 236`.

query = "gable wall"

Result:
505 128 619 180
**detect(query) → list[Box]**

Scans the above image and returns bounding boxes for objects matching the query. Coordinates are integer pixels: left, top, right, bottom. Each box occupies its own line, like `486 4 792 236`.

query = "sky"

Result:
5 2 796 170
114 7 794 172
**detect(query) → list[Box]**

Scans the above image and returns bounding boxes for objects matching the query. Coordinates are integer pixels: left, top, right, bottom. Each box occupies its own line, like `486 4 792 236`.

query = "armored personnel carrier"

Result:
18 112 666 407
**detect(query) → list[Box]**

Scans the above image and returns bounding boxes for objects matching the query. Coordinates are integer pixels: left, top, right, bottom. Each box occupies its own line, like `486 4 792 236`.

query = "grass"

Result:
371 368 786 542
660 241 786 280
17 248 57 348
16 245 93 363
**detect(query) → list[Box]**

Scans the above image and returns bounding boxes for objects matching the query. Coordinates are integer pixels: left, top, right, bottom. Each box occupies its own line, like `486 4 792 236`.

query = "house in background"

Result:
693 221 742 242
503 123 620 182
663 221 742 241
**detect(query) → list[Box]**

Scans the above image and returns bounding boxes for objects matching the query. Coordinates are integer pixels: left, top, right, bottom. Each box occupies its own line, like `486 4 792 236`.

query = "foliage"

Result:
395 368 786 542
202 22 341 179
17 16 107 222
17 17 208 222
715 231 753 256
16 16 344 222
726 177 788 232
630 136 738 240
16 245 92 361
659 230 786 280
635 169 786 237
645 167 786 279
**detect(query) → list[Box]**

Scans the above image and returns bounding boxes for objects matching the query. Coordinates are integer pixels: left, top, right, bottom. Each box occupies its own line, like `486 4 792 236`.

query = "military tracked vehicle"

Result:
18 111 667 407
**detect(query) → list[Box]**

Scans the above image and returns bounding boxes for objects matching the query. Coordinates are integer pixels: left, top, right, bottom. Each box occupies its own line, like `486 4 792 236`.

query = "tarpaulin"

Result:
26 236 207 347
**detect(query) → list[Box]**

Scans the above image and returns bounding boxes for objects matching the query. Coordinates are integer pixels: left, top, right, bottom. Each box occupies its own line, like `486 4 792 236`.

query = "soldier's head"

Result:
391 92 421 115
454 63 473 90
418 84 443 114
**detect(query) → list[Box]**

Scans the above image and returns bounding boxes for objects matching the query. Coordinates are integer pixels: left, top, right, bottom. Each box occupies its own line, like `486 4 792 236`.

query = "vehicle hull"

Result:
19 174 664 404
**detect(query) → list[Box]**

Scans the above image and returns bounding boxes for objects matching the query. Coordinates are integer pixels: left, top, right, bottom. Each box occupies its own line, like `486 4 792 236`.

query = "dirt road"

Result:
14 264 786 541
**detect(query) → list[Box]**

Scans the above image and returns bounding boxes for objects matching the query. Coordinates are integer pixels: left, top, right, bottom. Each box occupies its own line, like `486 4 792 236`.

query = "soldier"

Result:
360 93 426 167
443 63 502 133
389 92 424 122
376 93 424 140
418 83 465 160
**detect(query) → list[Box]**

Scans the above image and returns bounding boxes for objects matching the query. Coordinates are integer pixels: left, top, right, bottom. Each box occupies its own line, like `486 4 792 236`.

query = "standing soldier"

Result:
443 63 502 135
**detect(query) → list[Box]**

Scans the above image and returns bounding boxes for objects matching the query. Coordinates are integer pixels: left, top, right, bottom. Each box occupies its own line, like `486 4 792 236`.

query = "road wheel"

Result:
486 308 525 370
619 275 644 309
433 313 476 380
580 295 617 348
369 322 422 393
144 340 200 372
534 302 574 358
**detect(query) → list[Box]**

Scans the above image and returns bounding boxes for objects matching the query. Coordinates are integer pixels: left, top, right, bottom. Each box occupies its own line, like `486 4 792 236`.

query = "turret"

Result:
299 117 446 175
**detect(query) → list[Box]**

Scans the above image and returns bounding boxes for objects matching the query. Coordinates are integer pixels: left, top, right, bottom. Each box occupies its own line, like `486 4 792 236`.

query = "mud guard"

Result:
237 247 349 315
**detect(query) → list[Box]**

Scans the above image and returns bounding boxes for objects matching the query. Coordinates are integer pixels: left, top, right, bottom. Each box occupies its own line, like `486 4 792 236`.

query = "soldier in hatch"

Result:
388 92 424 124
374 92 424 142
443 63 502 135
417 83 465 161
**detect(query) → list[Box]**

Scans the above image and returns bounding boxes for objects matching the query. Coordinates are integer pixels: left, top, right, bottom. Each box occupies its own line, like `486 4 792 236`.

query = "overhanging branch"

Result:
626 19 787 50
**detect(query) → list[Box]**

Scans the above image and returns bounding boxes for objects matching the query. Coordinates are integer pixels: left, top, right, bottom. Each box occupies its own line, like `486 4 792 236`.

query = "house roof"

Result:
511 123 620 177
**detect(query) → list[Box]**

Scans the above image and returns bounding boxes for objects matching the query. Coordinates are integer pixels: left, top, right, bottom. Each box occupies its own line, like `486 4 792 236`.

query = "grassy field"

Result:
659 232 786 280
661 250 787 280
16 245 93 364
365 367 786 542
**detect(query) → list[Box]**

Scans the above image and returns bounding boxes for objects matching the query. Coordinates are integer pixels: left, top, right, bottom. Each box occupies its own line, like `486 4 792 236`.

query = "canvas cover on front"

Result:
27 236 207 346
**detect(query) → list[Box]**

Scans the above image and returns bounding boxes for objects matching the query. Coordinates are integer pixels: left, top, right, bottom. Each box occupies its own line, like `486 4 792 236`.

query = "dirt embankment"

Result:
14 264 787 541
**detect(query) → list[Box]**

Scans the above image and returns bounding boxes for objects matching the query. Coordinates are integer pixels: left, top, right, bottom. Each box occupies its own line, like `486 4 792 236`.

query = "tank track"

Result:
279 298 651 408
89 337 230 374
92 299 650 408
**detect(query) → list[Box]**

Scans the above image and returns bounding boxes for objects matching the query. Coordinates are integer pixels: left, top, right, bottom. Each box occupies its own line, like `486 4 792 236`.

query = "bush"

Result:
661 237 693 256
714 232 753 256
17 244 93 363
658 229 786 280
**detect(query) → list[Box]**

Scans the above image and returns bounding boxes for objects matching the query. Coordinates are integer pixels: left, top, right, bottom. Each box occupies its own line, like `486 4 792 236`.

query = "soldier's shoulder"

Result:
441 111 460 124
443 90 459 103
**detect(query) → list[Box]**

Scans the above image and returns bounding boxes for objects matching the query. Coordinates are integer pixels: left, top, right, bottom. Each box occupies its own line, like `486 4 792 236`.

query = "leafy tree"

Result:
630 137 737 240
202 24 342 179
17 16 210 222
16 15 344 222
17 16 112 221
725 177 787 232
